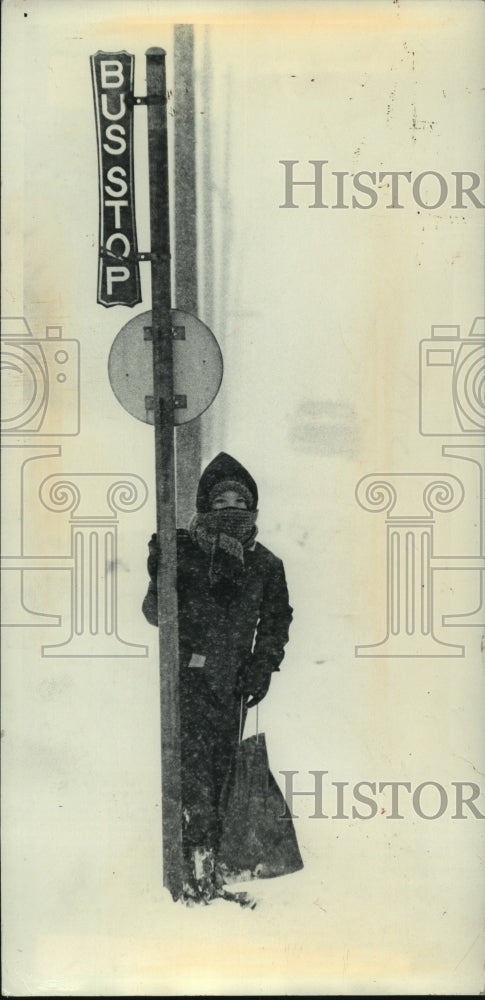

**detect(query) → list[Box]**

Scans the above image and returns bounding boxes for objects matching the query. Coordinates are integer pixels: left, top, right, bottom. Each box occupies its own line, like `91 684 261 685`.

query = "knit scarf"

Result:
189 509 258 586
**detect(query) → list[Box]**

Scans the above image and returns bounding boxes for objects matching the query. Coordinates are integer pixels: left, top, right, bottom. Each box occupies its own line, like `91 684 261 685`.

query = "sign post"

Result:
145 47 183 900
92 45 222 903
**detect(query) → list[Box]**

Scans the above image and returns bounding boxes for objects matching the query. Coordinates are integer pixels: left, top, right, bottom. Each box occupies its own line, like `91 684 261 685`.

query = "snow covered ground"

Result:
2 4 484 995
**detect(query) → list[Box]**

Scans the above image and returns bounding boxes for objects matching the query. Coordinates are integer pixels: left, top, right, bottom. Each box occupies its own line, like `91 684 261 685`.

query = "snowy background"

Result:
2 1 484 994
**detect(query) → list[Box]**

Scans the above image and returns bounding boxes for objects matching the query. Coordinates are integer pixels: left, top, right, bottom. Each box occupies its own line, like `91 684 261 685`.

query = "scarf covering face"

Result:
189 509 258 586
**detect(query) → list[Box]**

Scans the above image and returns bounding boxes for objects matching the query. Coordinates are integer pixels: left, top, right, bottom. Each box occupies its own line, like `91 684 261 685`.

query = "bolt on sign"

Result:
90 52 141 307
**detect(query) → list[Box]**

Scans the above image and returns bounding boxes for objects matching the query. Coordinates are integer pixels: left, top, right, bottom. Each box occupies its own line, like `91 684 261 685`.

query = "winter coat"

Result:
142 529 293 706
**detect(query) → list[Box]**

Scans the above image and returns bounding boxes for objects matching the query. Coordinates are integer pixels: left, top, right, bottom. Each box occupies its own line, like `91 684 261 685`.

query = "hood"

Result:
196 452 259 512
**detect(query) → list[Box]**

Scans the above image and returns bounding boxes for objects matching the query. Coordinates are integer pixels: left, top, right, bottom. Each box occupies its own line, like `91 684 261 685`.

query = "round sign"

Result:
108 309 223 425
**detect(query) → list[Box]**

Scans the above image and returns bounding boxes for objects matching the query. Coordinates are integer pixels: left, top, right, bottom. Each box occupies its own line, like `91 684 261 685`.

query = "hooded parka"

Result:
142 454 293 854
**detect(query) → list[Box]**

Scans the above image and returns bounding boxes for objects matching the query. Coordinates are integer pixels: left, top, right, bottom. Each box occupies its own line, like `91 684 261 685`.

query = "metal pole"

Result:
146 47 183 900
173 24 201 526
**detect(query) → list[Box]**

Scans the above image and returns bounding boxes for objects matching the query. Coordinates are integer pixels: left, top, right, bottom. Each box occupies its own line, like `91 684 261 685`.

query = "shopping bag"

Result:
217 728 304 883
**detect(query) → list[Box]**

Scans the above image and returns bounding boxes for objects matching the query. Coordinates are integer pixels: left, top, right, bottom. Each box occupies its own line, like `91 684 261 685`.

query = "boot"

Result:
193 845 216 902
211 857 257 909
181 846 216 905
182 847 257 908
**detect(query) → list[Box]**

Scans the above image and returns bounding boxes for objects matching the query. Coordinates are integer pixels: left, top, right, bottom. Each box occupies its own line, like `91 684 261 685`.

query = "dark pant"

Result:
180 672 244 857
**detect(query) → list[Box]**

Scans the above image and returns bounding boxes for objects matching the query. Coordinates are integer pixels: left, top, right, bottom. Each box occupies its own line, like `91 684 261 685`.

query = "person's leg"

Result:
180 686 217 834
179 683 256 906
212 695 245 846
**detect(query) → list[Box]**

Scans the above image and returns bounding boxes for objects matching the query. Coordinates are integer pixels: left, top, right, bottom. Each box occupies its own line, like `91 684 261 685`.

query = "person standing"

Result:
142 452 293 903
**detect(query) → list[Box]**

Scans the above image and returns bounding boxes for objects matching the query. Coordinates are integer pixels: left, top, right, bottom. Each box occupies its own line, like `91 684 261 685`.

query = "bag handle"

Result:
239 697 261 744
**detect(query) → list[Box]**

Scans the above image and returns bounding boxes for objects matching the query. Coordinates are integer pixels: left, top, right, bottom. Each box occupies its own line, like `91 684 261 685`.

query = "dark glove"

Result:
147 533 159 582
235 656 273 709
